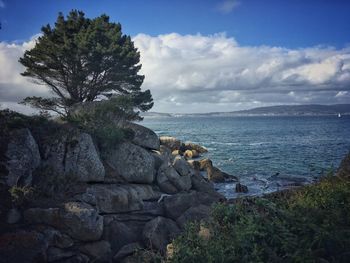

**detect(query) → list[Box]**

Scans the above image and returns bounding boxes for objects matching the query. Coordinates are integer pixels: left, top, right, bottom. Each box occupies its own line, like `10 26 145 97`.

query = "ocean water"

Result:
141 116 350 198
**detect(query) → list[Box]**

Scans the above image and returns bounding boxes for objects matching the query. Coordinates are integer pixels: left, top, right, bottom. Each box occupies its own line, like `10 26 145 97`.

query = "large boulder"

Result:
159 136 183 151
122 122 160 150
162 191 223 220
206 166 225 183
172 156 195 177
156 164 191 194
24 202 103 241
113 243 142 262
4 128 41 186
142 216 180 253
41 131 105 183
106 142 155 184
199 158 213 171
81 184 160 213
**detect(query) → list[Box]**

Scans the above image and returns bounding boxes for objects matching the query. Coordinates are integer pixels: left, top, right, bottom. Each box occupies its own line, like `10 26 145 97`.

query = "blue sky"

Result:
1 0 350 48
1 0 350 113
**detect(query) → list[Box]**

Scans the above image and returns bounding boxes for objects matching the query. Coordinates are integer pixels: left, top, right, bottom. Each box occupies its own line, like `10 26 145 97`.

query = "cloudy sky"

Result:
1 0 350 113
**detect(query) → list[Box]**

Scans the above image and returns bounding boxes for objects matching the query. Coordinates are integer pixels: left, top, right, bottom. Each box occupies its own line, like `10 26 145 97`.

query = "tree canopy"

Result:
19 10 153 117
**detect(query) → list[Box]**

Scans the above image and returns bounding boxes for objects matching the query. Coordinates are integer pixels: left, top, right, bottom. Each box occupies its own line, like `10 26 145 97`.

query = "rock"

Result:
207 166 225 183
82 184 159 214
222 171 239 182
41 228 74 249
235 183 248 193
199 158 213 171
6 208 21 224
184 142 208 154
0 230 48 263
113 243 142 262
142 216 180 253
172 150 182 156
166 243 175 260
173 156 195 177
191 173 219 196
156 164 191 194
159 136 182 151
187 160 201 170
176 205 211 229
122 121 160 150
47 247 75 262
336 153 350 178
163 191 223 220
183 150 195 159
59 254 90 263
24 202 103 241
5 128 41 186
103 220 140 254
79 240 112 262
106 142 155 184
42 131 105 183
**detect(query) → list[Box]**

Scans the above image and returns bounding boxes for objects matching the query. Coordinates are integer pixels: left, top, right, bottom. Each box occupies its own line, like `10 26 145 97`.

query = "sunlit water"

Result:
141 116 350 199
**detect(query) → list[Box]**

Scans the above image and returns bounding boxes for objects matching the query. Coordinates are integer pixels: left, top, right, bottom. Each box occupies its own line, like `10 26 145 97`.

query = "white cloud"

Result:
1 33 350 114
0 0 5 8
217 0 240 14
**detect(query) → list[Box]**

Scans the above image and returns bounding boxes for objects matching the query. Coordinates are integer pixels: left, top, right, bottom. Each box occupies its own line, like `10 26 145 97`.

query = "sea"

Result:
141 115 350 199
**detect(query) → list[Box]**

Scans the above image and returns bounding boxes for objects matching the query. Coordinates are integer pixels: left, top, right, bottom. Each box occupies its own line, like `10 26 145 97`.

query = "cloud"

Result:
217 0 240 14
133 33 350 112
0 0 5 8
1 33 350 114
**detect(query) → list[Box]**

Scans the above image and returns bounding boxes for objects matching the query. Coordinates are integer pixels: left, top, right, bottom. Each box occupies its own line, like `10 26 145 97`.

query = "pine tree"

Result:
19 10 153 117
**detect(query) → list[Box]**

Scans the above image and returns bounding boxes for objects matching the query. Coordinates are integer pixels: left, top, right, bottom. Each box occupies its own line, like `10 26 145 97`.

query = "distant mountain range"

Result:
141 104 350 117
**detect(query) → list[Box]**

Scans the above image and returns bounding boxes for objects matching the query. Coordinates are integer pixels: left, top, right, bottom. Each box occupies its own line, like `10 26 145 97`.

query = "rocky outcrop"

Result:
106 142 155 184
5 128 41 186
235 183 248 193
176 205 211 228
122 122 160 150
156 163 191 194
159 136 183 151
41 131 105 183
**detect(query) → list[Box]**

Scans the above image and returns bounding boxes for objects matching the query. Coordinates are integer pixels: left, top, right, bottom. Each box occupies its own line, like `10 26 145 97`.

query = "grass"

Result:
170 175 350 263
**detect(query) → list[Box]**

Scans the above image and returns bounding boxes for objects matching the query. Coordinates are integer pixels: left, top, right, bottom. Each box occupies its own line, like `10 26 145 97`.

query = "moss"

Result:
171 176 350 263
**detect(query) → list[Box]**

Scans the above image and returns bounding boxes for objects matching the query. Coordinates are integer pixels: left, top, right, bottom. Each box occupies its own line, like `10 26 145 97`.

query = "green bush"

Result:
9 186 35 206
171 176 350 263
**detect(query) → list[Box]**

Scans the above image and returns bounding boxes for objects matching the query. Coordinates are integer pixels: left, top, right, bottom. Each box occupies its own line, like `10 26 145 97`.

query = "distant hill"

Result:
143 104 350 117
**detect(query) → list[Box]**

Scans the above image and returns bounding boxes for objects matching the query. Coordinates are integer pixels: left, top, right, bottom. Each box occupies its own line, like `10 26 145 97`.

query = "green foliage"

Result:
67 98 135 152
9 186 34 206
19 10 153 116
171 176 350 263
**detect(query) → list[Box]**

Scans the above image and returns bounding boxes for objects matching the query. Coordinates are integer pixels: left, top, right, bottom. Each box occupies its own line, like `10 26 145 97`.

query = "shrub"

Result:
171 176 350 263
9 186 34 206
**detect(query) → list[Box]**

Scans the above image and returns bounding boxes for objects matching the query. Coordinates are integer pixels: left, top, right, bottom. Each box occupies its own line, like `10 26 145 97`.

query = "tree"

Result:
19 10 153 117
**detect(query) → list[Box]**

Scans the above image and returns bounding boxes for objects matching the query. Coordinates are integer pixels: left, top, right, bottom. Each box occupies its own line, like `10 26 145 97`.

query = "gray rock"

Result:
47 247 75 262
42 131 105 183
122 122 160 150
103 220 140 254
163 191 223 220
41 228 74 249
6 208 21 224
191 172 218 195
24 202 103 241
142 216 180 253
82 184 160 214
113 243 142 262
79 240 112 262
5 128 41 186
106 142 155 184
156 164 191 194
173 156 195 177
176 205 211 229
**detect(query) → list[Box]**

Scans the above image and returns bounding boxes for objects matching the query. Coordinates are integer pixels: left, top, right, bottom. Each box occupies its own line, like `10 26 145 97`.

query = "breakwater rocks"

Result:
0 113 230 263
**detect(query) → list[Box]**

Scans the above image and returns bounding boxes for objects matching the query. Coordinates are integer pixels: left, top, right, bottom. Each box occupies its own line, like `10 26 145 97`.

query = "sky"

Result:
1 0 350 113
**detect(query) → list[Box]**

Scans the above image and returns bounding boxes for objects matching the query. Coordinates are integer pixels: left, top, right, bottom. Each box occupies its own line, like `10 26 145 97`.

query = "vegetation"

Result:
170 175 350 263
8 186 34 206
19 10 153 117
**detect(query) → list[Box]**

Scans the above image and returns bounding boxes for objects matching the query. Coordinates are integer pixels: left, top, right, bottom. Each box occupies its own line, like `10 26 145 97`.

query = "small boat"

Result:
338 113 341 118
